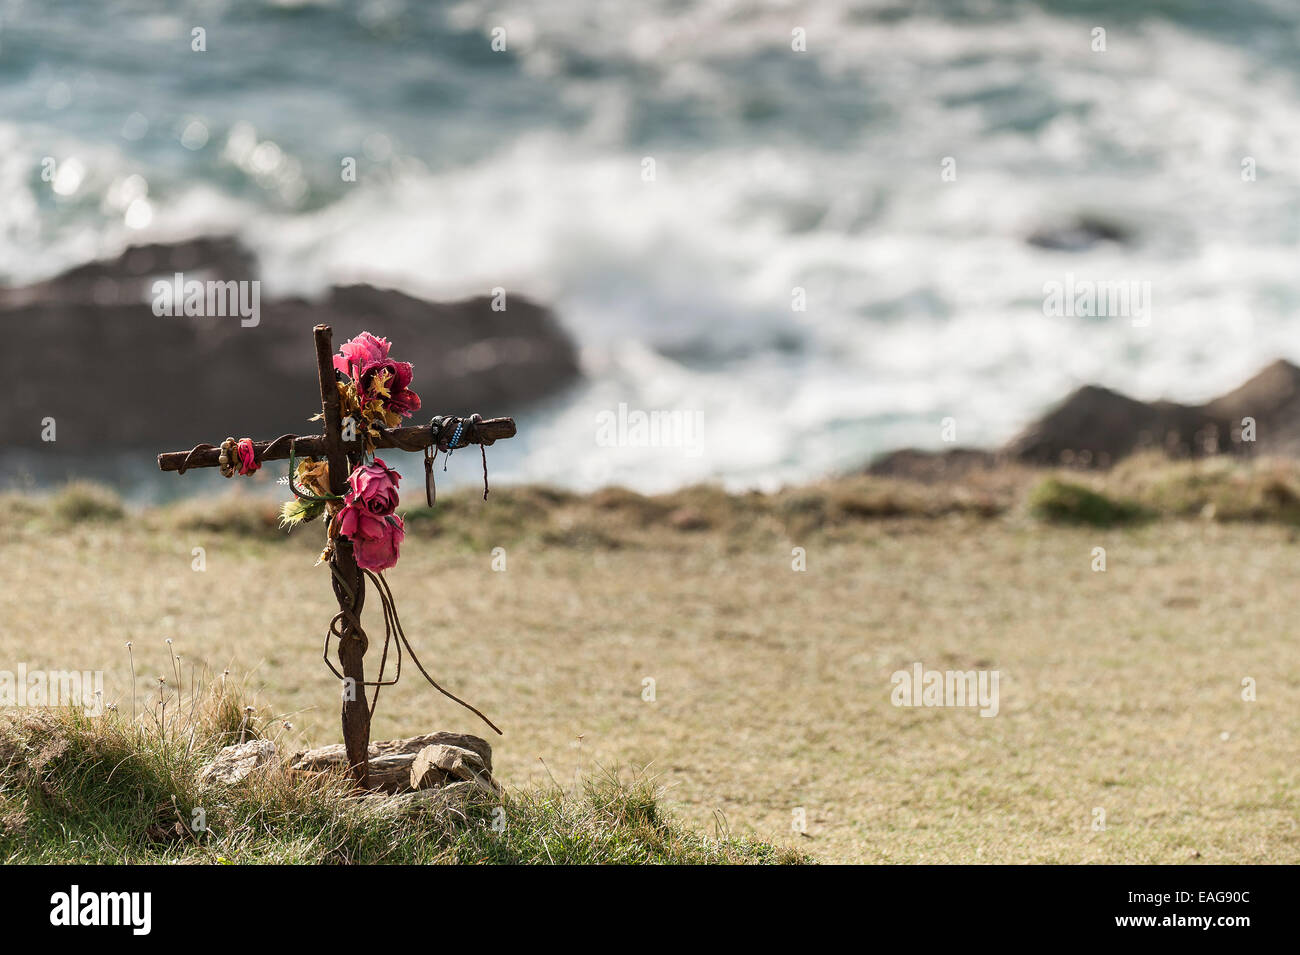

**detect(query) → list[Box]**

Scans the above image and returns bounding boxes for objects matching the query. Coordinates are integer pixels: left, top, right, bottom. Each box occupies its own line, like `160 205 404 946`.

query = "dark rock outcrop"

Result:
870 360 1300 477
0 237 257 310
1003 360 1300 467
1026 215 1130 252
1201 359 1300 457
2 237 580 453
1002 385 1214 466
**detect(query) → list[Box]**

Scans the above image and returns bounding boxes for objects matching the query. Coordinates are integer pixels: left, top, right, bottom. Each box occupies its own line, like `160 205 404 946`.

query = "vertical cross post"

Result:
313 323 371 786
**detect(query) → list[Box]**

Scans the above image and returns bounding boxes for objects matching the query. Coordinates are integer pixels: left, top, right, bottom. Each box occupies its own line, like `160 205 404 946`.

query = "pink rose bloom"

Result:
344 458 400 516
351 513 405 571
338 504 383 541
359 357 421 418
388 389 421 417
333 330 422 419
338 460 406 570
333 332 391 378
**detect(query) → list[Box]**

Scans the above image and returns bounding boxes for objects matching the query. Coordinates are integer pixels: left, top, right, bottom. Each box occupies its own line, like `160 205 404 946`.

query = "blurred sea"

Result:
4 0 1300 493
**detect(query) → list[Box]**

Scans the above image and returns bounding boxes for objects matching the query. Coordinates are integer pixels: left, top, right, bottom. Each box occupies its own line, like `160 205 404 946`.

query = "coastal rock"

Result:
1001 385 1211 466
1026 216 1130 252
871 360 1300 474
289 732 495 795
0 237 256 310
197 739 278 786
1002 361 1300 467
1201 358 1300 457
0 237 580 453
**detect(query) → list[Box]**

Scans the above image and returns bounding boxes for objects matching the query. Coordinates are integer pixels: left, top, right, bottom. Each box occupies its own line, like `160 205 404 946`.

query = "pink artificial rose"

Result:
359 357 422 418
333 332 391 378
386 381 421 417
338 460 406 570
338 503 384 541
344 458 401 516
350 513 405 571
333 331 423 419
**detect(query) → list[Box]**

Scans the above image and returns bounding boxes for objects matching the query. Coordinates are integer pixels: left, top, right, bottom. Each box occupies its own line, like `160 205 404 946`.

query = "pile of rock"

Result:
196 732 498 797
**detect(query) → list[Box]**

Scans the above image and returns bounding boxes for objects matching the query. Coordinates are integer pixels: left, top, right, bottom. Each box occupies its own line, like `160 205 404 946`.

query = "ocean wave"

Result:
6 0 1300 490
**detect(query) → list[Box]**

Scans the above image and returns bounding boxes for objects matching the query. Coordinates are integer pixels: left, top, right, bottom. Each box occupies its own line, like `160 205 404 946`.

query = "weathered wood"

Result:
314 324 372 787
159 323 516 784
156 417 516 471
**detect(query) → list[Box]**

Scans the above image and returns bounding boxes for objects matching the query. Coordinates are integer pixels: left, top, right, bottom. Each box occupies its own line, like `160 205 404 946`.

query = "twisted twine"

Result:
174 415 496 498
386 413 495 505
321 560 502 736
175 433 301 476
176 419 503 737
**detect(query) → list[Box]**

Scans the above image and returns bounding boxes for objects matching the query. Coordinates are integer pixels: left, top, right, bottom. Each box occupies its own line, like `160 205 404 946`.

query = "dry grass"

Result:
0 698 795 864
3 460 1300 862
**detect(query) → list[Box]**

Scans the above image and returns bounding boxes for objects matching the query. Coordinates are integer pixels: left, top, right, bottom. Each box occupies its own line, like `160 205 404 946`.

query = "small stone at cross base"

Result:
287 732 497 795
197 739 279 786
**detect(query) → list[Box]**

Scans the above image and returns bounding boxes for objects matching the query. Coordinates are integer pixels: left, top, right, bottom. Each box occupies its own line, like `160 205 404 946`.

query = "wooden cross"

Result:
158 324 516 787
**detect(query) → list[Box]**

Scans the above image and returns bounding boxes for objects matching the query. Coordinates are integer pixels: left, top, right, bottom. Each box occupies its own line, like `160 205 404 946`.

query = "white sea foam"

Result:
5 1 1300 491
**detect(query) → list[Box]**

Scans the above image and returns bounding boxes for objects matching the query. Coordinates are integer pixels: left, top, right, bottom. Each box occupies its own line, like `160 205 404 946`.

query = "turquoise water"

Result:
4 0 1300 492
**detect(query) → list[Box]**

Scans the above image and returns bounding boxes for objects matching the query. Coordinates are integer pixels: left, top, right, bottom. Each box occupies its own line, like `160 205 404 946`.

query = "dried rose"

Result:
338 508 405 571
358 358 421 419
344 458 401 516
333 332 391 378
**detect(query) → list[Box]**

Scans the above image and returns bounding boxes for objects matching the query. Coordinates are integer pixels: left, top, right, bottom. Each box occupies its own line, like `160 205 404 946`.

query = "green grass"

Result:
0 696 804 865
1027 477 1151 527
1028 456 1300 527
1106 453 1300 524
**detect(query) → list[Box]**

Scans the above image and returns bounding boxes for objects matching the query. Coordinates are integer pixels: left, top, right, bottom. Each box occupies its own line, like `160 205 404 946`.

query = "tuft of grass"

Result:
1028 477 1150 527
48 481 125 524
164 490 284 538
0 491 47 536
1104 454 1300 524
0 688 806 865
433 770 805 865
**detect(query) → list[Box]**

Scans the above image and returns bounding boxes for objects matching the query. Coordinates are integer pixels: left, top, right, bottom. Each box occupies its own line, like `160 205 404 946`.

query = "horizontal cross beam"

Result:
157 417 516 472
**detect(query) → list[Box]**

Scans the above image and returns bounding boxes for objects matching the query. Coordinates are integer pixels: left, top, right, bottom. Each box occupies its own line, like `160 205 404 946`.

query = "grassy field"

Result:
1 703 798 864
3 455 1300 863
